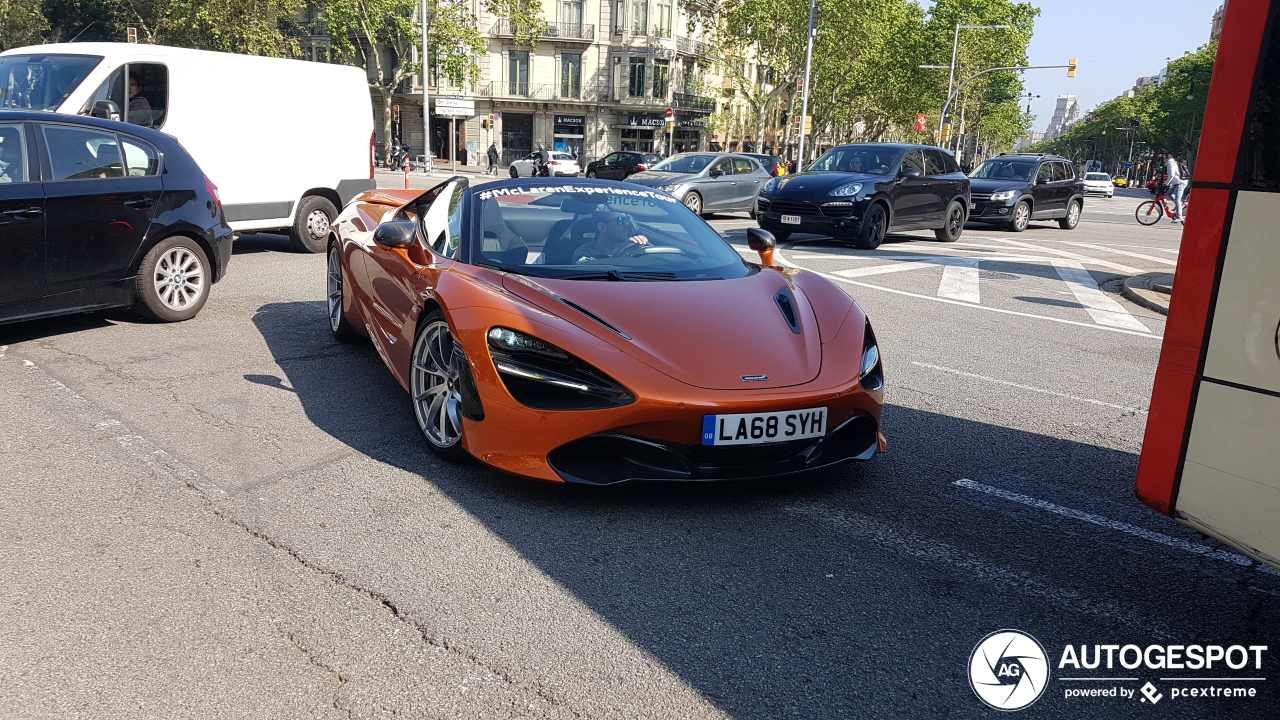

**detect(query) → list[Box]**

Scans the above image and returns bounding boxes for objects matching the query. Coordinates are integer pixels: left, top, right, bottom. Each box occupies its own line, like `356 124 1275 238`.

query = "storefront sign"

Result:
677 114 709 129
628 115 665 127
554 115 584 125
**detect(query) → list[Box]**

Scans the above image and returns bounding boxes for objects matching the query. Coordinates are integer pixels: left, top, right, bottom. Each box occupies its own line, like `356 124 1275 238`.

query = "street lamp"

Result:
927 23 1011 147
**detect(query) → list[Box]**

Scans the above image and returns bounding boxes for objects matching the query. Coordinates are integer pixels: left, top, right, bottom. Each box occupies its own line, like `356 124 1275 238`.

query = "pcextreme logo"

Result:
969 630 1051 711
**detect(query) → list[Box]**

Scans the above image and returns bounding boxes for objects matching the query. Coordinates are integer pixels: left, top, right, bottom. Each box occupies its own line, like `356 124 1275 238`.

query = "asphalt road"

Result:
2 180 1275 719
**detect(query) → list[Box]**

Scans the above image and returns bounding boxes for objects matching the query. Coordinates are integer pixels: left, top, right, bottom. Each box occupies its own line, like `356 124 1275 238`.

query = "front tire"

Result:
1009 200 1031 232
410 311 470 463
133 236 210 322
682 191 705 217
327 243 361 343
1135 200 1163 225
1059 199 1082 230
851 203 886 250
290 195 337 253
934 201 966 242
586 170 597 178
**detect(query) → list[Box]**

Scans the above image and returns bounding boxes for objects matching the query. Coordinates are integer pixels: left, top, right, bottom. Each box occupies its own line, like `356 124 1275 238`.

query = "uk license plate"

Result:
781 214 802 225
702 408 827 446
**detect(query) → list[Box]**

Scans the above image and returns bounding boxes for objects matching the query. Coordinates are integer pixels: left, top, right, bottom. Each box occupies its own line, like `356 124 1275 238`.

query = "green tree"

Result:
42 0 297 54
0 0 48 50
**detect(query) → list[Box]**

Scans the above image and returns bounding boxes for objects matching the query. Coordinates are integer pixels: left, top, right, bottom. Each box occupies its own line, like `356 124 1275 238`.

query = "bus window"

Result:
126 63 168 129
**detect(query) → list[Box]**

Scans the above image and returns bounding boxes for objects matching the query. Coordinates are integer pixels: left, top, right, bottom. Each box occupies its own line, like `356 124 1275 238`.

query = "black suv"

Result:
584 151 662 180
968 153 1085 232
756 143 970 250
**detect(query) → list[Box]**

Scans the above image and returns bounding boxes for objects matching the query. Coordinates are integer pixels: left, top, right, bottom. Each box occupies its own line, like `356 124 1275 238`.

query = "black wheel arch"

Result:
130 227 223 284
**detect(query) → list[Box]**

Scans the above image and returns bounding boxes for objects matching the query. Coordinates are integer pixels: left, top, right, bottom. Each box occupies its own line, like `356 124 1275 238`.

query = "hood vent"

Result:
775 289 802 334
559 298 633 340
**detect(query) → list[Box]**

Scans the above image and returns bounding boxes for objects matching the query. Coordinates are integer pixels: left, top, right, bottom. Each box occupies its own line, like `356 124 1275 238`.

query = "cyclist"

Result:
1164 153 1187 223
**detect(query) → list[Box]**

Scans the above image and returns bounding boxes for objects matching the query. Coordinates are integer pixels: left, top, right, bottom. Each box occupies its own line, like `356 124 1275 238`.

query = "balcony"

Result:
489 19 594 41
480 82 611 102
615 84 670 105
676 36 711 57
672 92 715 113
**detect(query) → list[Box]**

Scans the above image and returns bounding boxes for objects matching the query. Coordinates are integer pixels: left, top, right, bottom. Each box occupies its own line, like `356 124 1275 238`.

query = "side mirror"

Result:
373 221 417 247
709 169 724 178
90 100 121 121
1036 176 1049 185
898 167 921 179
746 227 777 267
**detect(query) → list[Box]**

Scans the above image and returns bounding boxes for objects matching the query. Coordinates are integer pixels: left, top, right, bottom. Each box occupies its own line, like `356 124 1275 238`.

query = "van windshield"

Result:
0 54 101 111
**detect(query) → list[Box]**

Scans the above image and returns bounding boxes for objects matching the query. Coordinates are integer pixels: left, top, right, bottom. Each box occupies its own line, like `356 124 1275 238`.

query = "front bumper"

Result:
756 196 867 236
548 413 882 485
969 200 1016 221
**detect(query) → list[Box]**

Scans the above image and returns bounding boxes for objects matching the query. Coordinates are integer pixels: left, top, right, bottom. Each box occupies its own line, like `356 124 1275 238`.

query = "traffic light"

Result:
794 115 812 135
126 27 137 43
940 122 952 144
481 118 490 129
1067 58 1078 78
391 105 400 123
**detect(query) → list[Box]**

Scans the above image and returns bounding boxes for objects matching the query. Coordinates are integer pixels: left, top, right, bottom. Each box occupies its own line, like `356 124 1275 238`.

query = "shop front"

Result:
553 114 585 158
673 113 709 153
614 114 664 153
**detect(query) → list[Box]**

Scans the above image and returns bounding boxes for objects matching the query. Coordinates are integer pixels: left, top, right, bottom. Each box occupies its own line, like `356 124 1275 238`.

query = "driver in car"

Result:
572 210 650 262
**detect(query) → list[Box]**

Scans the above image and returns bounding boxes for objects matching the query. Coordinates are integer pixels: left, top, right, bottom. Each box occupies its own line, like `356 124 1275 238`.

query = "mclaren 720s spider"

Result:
326 177 886 484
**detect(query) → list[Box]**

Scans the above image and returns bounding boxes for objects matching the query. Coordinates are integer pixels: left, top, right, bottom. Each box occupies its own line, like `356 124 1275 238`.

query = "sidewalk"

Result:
374 163 501 190
1122 272 1174 315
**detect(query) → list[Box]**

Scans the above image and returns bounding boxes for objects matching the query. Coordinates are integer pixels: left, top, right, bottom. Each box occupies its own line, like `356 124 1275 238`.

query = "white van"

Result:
0 43 375 252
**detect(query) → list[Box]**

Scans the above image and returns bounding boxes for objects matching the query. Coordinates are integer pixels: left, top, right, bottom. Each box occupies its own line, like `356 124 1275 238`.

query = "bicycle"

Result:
1135 189 1190 225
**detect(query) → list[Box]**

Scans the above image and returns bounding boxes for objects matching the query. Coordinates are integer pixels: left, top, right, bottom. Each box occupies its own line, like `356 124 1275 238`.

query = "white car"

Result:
1083 172 1115 197
509 152 581 178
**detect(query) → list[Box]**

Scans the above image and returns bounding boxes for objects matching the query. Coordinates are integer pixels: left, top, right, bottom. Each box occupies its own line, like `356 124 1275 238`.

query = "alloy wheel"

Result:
1067 202 1080 226
411 321 464 449
327 246 343 332
684 193 701 214
152 246 205 311
1014 203 1030 230
948 206 964 235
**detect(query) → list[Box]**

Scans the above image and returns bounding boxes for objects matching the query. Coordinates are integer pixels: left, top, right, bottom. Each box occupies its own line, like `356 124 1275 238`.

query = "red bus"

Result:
1137 0 1280 571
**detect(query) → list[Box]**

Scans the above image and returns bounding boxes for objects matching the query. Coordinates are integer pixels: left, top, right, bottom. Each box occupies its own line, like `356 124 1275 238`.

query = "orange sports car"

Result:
326 177 886 484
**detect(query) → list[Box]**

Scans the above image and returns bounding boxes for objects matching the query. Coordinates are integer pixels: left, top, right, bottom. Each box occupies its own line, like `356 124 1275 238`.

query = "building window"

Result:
631 0 648 35
562 0 583 27
628 57 646 98
509 51 529 96
561 53 582 98
656 0 672 36
653 59 669 99
613 0 626 34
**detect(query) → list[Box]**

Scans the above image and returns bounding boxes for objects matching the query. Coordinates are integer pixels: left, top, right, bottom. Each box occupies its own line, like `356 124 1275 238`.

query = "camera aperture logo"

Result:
969 630 1050 711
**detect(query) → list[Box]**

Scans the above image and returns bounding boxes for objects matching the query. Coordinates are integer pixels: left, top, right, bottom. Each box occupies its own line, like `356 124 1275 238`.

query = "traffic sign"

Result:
915 114 928 132
665 107 674 120
1126 161 1134 168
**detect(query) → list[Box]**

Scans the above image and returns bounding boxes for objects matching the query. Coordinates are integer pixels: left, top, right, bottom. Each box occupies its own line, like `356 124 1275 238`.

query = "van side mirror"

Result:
746 227 777 267
90 100 121 122
373 221 417 247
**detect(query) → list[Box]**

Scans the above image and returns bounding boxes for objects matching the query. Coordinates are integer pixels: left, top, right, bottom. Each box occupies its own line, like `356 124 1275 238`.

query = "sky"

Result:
1021 0 1223 131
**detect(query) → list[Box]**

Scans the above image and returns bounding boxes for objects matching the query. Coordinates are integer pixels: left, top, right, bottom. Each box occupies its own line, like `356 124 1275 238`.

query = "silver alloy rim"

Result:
307 209 331 240
1068 202 1080 225
411 321 463 449
685 194 701 213
327 246 343 332
1015 203 1029 228
152 246 204 311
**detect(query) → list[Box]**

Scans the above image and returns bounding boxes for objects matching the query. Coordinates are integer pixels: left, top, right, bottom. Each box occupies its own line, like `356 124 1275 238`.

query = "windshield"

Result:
552 153 575 161
807 146 901 175
650 153 716 174
0 54 101 111
1085 173 1110 181
471 183 750 280
970 159 1037 181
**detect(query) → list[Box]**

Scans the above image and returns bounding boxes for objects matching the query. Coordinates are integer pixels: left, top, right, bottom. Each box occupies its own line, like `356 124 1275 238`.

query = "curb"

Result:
1122 273 1174 316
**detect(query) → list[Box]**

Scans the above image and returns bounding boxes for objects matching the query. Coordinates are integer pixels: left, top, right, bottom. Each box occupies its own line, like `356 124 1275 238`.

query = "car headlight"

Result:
989 189 1017 201
763 177 780 193
829 182 863 197
657 184 678 193
487 327 634 410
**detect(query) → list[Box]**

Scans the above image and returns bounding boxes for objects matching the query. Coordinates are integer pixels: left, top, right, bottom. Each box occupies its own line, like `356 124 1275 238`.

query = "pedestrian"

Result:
1164 153 1187 223
487 142 500 176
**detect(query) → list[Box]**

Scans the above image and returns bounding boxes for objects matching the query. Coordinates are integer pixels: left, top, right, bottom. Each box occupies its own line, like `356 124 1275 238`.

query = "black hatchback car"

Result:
584 151 662 180
756 143 970 250
968 153 1085 232
0 111 232 327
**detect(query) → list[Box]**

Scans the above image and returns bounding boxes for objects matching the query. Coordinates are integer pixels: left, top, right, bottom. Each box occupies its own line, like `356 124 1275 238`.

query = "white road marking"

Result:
1063 242 1178 266
993 238 1145 274
937 258 980 303
910 362 1147 413
954 479 1280 575
773 245 1165 339
1052 260 1150 332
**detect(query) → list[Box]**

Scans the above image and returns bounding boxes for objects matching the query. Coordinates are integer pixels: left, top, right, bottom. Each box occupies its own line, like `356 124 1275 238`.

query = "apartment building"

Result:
294 2 723 167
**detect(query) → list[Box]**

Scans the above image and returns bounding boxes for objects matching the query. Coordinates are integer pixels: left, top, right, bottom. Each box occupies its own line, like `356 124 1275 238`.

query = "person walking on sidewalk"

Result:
1165 153 1187 223
487 142 500 176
